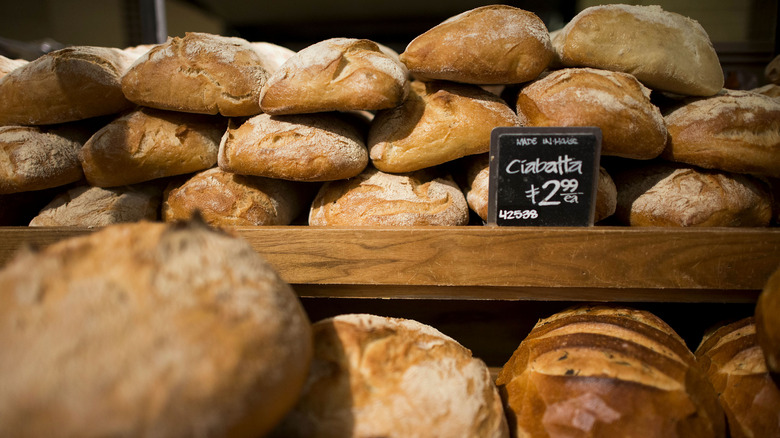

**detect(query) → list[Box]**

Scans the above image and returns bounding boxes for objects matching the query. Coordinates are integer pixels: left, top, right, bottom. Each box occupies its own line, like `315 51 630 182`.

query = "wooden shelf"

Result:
1 226 777 303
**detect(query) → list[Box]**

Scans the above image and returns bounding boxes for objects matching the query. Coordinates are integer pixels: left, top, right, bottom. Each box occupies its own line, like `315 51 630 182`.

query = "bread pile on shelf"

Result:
0 3 777 228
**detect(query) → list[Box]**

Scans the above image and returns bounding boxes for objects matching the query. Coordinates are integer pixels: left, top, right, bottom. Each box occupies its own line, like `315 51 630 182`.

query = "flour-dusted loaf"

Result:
0 221 312 438
399 5 553 85
516 68 668 160
752 83 780 100
121 32 270 116
270 313 509 438
29 183 161 227
497 305 726 438
662 89 780 178
756 266 780 378
553 4 724 96
0 46 134 125
218 112 368 181
695 317 780 438
368 80 521 173
163 167 313 226
613 162 773 227
309 166 469 226
259 38 409 115
0 55 27 78
249 41 296 73
79 107 225 187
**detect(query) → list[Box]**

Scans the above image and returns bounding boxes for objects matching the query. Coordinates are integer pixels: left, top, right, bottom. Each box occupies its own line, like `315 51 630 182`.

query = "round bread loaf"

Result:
0 55 27 78
163 167 313 226
516 68 668 160
29 183 161 227
121 32 269 117
756 266 780 378
270 313 509 438
309 166 469 226
496 305 726 438
79 107 225 187
0 46 134 125
368 80 521 173
766 55 780 85
259 38 409 115
248 41 296 73
662 89 780 178
0 221 312 437
553 4 724 96
594 165 618 223
0 125 85 194
613 162 773 227
218 112 368 182
399 5 553 85
695 317 780 438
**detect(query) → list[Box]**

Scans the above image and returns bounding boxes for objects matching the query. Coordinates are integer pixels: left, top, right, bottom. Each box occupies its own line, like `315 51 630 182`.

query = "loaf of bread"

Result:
553 4 724 96
756 266 780 378
516 68 668 160
662 89 780 178
121 32 270 117
766 54 780 85
79 107 225 187
0 221 312 437
0 55 26 78
695 317 780 438
218 112 368 181
270 313 509 438
309 166 469 226
613 162 773 227
0 46 134 125
249 41 296 72
399 5 553 85
496 305 726 438
259 38 409 115
163 167 313 226
595 165 618 223
368 80 521 173
29 184 161 227
752 83 780 99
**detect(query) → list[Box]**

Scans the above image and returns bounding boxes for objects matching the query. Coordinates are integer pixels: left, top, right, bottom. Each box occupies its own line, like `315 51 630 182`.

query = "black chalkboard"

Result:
487 127 602 226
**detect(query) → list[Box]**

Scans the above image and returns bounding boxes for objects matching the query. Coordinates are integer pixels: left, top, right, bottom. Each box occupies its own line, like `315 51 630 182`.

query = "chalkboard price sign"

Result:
487 127 602 227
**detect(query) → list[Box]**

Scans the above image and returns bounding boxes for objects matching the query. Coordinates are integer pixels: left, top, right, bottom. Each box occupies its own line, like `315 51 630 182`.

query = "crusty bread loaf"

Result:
496 305 726 438
29 184 161 227
163 167 313 226
0 55 27 78
0 125 85 194
368 80 521 173
516 68 668 160
218 112 368 181
79 107 225 187
121 32 269 117
248 41 295 72
756 266 780 378
553 4 724 96
595 165 617 223
309 166 469 226
270 313 509 438
399 5 553 85
613 162 773 227
0 46 134 125
662 89 780 178
0 221 312 438
766 55 780 85
752 83 780 99
695 317 780 438
259 38 409 115
122 43 159 61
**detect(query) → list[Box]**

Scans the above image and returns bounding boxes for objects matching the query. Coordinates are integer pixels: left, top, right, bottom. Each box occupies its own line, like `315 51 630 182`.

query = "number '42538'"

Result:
498 209 538 220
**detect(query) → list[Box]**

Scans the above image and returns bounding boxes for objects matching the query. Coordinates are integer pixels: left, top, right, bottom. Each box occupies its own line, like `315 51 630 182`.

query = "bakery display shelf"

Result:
1 225 778 303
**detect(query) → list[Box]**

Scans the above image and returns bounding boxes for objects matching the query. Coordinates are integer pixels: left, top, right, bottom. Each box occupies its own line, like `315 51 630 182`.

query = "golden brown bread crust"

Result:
662 89 780 178
79 107 225 187
497 305 726 438
0 46 134 125
595 166 617 223
308 166 469 226
121 32 269 117
162 167 313 226
218 112 368 182
0 221 312 438
554 4 724 96
368 80 521 173
695 317 780 438
756 267 780 378
259 38 409 115
399 5 553 85
516 68 668 160
270 314 509 438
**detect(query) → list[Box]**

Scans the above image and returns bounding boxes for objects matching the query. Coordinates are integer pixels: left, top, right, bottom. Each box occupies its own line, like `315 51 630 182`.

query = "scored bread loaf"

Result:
399 5 553 85
270 313 509 438
0 221 312 438
756 266 780 378
695 317 780 438
496 305 726 438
